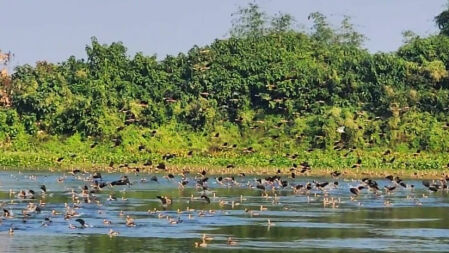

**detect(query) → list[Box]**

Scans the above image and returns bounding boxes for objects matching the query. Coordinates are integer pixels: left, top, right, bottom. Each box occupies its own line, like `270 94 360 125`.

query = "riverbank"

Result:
1 150 448 180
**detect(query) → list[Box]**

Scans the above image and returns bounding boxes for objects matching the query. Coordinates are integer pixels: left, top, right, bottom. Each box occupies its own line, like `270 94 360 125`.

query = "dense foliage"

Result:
1 4 449 169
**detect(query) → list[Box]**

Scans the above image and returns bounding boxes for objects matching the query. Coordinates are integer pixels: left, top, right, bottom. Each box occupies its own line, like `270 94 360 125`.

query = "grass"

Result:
1 146 448 179
1 126 448 179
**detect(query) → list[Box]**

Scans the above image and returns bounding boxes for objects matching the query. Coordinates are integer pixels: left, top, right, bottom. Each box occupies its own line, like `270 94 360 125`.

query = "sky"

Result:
0 0 447 67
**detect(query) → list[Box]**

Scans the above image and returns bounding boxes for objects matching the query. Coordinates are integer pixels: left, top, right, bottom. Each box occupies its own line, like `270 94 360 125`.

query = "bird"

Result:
110 176 131 186
126 216 136 227
337 126 345 133
227 237 238 246
3 208 11 217
384 185 397 193
156 163 166 170
108 229 119 237
330 171 341 178
350 186 365 195
92 172 102 179
157 196 172 205
351 158 362 168
194 239 208 248
256 184 266 191
201 194 211 204
75 218 88 228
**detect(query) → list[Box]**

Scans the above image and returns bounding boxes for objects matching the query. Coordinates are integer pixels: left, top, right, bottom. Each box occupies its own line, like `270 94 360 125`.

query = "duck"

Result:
227 237 238 246
126 216 136 227
157 196 172 206
108 229 119 237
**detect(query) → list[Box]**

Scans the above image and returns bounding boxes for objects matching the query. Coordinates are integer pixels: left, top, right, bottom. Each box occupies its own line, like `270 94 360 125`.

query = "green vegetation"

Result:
1 4 449 173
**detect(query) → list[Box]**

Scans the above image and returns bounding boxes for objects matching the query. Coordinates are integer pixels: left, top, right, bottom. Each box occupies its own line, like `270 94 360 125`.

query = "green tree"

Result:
435 2 449 36
270 12 296 33
336 16 366 47
308 12 335 44
230 3 266 38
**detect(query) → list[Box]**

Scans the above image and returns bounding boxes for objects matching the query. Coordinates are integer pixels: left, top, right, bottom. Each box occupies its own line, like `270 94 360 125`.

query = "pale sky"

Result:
0 0 447 66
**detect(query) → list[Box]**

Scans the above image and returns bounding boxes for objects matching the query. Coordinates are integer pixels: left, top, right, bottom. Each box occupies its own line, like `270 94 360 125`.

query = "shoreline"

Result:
2 163 448 180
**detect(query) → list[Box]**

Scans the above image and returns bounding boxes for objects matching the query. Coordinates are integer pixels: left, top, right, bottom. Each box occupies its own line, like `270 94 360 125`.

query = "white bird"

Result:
337 126 345 133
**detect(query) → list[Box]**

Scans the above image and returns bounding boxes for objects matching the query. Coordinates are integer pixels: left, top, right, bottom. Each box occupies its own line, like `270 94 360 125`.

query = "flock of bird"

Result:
0 163 448 248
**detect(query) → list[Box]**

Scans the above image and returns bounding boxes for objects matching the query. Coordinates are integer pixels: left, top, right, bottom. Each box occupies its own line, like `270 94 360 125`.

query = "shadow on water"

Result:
0 171 449 252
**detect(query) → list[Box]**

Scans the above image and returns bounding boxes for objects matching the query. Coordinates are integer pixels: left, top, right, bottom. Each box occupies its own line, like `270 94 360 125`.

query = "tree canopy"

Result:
1 3 449 154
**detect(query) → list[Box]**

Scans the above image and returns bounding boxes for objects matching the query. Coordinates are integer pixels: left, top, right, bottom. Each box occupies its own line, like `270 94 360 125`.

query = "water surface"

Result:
0 170 448 252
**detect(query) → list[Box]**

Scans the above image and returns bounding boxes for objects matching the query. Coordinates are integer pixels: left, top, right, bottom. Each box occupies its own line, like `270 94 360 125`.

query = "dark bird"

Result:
315 181 329 188
330 171 341 178
150 176 158 182
295 184 304 190
40 185 47 193
363 178 379 191
385 175 394 181
281 180 288 188
350 186 365 195
162 153 176 160
305 183 312 191
351 158 362 168
413 149 421 156
428 186 439 192
422 181 440 192
157 196 172 205
256 184 266 191
201 195 211 204
92 172 102 179
75 218 88 228
110 176 130 186
57 157 64 162
157 163 166 170
384 185 397 192
71 169 81 174
94 180 107 188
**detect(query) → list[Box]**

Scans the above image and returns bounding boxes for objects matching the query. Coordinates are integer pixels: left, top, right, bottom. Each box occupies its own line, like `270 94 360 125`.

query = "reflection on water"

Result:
0 170 448 252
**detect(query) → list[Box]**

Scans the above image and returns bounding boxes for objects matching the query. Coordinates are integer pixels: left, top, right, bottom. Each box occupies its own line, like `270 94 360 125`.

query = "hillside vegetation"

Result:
1 4 449 171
